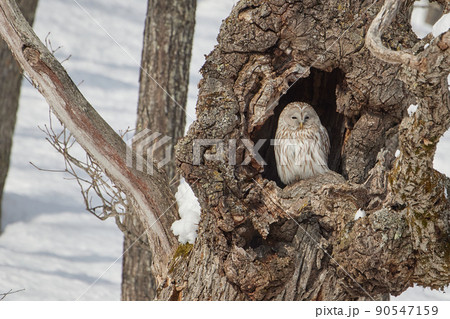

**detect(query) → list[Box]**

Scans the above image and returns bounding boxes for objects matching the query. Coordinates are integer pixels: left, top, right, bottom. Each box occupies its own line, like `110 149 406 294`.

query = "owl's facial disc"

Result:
285 107 313 130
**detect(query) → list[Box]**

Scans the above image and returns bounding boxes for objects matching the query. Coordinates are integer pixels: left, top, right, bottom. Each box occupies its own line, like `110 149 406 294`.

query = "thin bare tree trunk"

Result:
0 0 38 231
121 0 196 301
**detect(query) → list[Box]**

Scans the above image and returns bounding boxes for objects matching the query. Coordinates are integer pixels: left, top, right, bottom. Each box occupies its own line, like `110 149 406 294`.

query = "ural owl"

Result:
274 102 330 185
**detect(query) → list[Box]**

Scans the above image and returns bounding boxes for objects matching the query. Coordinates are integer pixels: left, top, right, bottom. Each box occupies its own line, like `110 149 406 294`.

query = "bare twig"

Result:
0 289 25 301
44 32 71 63
118 126 134 139
32 111 128 227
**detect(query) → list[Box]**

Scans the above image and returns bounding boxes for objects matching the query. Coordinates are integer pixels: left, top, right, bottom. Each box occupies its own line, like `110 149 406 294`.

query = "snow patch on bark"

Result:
408 104 418 116
171 178 201 244
354 209 366 221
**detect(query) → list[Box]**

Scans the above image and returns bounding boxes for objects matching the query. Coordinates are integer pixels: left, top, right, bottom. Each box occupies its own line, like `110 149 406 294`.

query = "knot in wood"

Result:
437 32 449 51
22 46 41 66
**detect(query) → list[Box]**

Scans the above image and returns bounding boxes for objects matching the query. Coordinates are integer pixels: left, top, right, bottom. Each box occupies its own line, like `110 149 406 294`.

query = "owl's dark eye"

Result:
304 115 310 121
291 116 297 120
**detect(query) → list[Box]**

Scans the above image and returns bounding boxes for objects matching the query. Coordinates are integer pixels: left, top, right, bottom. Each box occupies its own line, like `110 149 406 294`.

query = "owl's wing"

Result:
319 125 330 159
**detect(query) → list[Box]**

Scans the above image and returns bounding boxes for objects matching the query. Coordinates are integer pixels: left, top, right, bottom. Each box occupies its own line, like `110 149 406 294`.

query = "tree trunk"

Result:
2 0 449 301
0 0 38 231
163 0 450 300
121 0 196 301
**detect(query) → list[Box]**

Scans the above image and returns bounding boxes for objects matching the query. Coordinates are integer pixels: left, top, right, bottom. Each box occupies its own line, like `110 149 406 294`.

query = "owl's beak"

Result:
299 122 304 129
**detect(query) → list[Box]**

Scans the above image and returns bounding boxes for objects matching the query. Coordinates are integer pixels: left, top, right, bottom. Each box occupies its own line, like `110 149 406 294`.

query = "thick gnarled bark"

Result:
169 0 450 300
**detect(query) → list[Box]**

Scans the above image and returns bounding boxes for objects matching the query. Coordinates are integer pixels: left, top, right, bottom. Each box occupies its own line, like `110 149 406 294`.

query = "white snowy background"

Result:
0 0 448 301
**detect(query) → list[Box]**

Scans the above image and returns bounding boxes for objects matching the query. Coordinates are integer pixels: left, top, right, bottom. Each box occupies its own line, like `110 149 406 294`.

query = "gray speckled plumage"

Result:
274 102 330 185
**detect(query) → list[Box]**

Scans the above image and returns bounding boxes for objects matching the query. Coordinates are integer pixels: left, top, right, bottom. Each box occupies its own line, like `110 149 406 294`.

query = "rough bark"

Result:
135 0 195 183
0 0 179 284
368 0 450 289
0 0 38 231
164 0 450 300
121 0 196 301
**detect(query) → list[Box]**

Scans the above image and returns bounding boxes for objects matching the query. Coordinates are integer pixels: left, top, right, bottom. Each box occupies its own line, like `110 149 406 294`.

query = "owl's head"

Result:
278 102 321 130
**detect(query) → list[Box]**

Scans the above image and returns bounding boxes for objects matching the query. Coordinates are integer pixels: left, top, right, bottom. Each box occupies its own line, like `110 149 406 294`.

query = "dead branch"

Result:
366 0 422 68
32 112 128 225
0 0 179 282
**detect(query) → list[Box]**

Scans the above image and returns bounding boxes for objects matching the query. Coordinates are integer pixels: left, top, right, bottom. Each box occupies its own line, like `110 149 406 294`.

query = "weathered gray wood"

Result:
367 0 421 68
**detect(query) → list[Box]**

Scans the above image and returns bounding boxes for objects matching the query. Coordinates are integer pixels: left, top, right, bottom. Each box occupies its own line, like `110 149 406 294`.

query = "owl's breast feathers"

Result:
274 124 330 185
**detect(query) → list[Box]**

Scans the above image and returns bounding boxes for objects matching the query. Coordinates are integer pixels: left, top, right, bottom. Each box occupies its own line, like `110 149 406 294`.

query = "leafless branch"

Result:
32 110 128 228
0 289 25 301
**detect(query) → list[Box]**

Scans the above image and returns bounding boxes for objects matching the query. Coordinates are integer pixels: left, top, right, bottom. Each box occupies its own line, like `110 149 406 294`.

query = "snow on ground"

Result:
410 0 433 38
0 0 448 301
